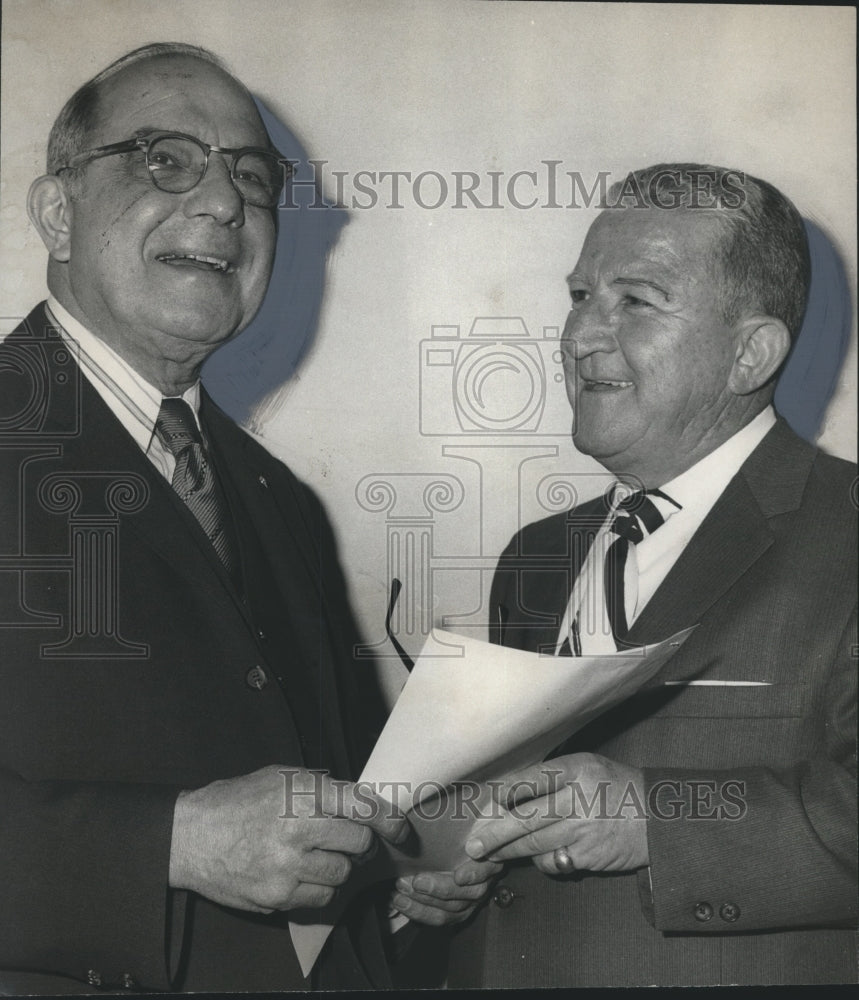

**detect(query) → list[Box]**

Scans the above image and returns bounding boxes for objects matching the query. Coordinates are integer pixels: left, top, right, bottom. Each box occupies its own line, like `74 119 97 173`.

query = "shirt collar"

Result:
658 406 777 516
46 295 201 451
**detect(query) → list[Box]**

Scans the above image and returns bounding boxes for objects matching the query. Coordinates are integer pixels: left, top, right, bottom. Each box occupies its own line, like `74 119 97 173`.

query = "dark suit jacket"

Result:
448 418 857 987
0 304 390 992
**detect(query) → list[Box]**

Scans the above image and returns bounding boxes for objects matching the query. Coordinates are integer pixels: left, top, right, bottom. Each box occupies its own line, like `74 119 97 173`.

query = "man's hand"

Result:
389 857 502 926
465 754 649 874
169 765 407 912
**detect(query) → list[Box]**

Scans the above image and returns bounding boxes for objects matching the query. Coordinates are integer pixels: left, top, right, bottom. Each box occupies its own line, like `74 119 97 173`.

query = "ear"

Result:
27 175 74 262
728 315 791 395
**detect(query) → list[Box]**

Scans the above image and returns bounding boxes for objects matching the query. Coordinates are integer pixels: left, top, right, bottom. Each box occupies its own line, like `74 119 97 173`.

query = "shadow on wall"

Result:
205 114 852 451
202 97 348 428
775 219 853 443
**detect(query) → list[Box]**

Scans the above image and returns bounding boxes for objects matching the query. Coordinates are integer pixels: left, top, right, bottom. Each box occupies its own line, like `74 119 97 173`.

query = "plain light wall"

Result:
2 0 855 703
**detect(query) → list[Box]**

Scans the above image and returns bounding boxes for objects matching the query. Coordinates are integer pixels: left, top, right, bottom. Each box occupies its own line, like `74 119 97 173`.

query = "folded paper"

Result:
290 624 694 976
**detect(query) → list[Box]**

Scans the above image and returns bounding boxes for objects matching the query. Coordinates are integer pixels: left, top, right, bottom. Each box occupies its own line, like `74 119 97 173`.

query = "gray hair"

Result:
606 163 811 340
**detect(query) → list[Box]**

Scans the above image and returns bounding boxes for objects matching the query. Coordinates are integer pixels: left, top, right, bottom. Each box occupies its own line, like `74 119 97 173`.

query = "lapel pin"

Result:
258 474 268 488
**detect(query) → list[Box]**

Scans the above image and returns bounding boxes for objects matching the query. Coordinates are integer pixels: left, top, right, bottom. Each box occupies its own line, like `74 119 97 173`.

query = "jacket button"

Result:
120 973 137 989
492 885 515 908
693 901 713 922
86 969 103 987
719 902 740 922
256 629 267 641
246 665 268 690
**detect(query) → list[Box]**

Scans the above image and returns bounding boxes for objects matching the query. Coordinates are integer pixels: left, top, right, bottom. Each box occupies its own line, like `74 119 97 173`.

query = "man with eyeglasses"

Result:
0 42 495 993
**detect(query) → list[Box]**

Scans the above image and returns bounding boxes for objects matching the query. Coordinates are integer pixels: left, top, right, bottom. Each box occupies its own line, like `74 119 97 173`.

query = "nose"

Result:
561 298 617 360
181 152 245 226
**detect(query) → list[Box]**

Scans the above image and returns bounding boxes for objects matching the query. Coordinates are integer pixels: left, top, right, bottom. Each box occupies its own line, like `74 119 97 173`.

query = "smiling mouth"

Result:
581 377 634 391
156 253 234 273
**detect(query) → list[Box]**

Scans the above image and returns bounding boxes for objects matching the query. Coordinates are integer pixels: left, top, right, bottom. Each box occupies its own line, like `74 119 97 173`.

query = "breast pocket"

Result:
648 681 810 719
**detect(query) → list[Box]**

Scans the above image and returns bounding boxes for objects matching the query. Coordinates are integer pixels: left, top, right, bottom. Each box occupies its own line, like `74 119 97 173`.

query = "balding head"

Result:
46 43 268 186
28 44 278 395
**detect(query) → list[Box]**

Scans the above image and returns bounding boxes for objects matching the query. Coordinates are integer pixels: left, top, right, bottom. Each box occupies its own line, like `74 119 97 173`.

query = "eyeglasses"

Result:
57 131 292 209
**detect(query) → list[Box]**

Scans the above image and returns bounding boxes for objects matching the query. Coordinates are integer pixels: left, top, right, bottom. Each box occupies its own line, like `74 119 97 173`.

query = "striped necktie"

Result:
603 488 679 643
155 398 238 578
559 486 680 655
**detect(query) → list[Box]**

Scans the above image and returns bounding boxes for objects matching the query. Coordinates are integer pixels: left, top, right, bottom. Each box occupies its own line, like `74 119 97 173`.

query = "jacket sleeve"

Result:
641 607 858 932
0 768 186 990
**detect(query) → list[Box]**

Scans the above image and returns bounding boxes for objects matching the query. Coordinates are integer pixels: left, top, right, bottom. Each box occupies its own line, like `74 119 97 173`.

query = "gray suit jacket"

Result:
447 419 857 987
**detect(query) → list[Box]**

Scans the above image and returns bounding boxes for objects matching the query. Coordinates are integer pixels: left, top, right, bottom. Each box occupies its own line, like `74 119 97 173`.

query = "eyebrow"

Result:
129 126 279 155
129 126 163 140
613 277 671 300
564 272 673 301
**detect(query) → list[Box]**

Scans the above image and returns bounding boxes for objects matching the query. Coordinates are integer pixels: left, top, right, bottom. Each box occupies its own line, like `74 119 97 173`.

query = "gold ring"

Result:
553 847 576 873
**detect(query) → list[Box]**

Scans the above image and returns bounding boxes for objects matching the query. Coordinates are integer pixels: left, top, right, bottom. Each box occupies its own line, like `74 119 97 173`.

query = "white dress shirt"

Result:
46 295 201 483
557 406 777 652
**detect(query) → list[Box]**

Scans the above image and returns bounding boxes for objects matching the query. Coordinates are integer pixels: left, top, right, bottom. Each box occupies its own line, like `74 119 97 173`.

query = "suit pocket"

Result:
646 681 810 719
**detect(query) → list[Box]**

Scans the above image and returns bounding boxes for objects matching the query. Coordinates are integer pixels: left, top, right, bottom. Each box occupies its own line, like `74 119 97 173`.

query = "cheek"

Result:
241 225 276 301
617 330 672 390
102 191 155 244
72 196 158 275
626 322 730 401
687 330 736 393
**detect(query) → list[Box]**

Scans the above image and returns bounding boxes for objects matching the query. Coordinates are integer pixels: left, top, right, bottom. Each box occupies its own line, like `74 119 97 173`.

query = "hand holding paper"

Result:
391 858 502 926
289 625 694 975
169 765 408 913
465 752 650 874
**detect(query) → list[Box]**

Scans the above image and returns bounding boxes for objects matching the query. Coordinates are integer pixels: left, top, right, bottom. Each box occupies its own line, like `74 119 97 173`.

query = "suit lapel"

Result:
507 498 609 653
626 420 814 669
201 396 323 612
27 305 250 621
202 398 357 777
626 474 772 645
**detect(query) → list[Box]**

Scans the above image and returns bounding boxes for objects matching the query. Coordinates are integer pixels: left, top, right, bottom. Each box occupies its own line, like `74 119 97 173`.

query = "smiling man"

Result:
0 41 483 993
446 165 857 987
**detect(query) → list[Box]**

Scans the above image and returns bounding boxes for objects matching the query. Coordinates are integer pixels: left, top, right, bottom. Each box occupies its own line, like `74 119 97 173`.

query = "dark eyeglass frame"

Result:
56 130 293 208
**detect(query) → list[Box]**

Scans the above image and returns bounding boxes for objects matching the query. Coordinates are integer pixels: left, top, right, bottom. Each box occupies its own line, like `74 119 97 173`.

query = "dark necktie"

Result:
557 486 680 655
604 488 678 642
155 398 238 578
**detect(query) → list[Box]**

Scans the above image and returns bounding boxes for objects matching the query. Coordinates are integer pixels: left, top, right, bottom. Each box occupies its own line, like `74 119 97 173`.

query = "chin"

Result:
571 436 637 477
159 309 242 345
571 427 611 458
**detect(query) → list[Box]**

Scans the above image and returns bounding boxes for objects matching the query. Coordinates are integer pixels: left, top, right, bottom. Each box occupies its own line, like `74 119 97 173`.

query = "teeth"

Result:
589 378 633 387
158 253 230 272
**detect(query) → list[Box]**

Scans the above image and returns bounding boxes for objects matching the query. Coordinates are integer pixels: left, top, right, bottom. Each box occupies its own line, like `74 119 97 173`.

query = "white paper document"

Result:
290 625 694 976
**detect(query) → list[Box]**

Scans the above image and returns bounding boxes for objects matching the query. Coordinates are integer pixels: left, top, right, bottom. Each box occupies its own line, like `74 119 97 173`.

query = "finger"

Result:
353 835 379 866
533 852 558 875
490 764 550 807
486 823 576 862
400 874 489 902
307 816 374 856
552 846 577 874
492 760 574 807
453 858 503 886
338 783 410 845
465 796 566 858
531 847 579 875
405 892 471 913
301 848 353 887
391 891 473 926
285 882 337 910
